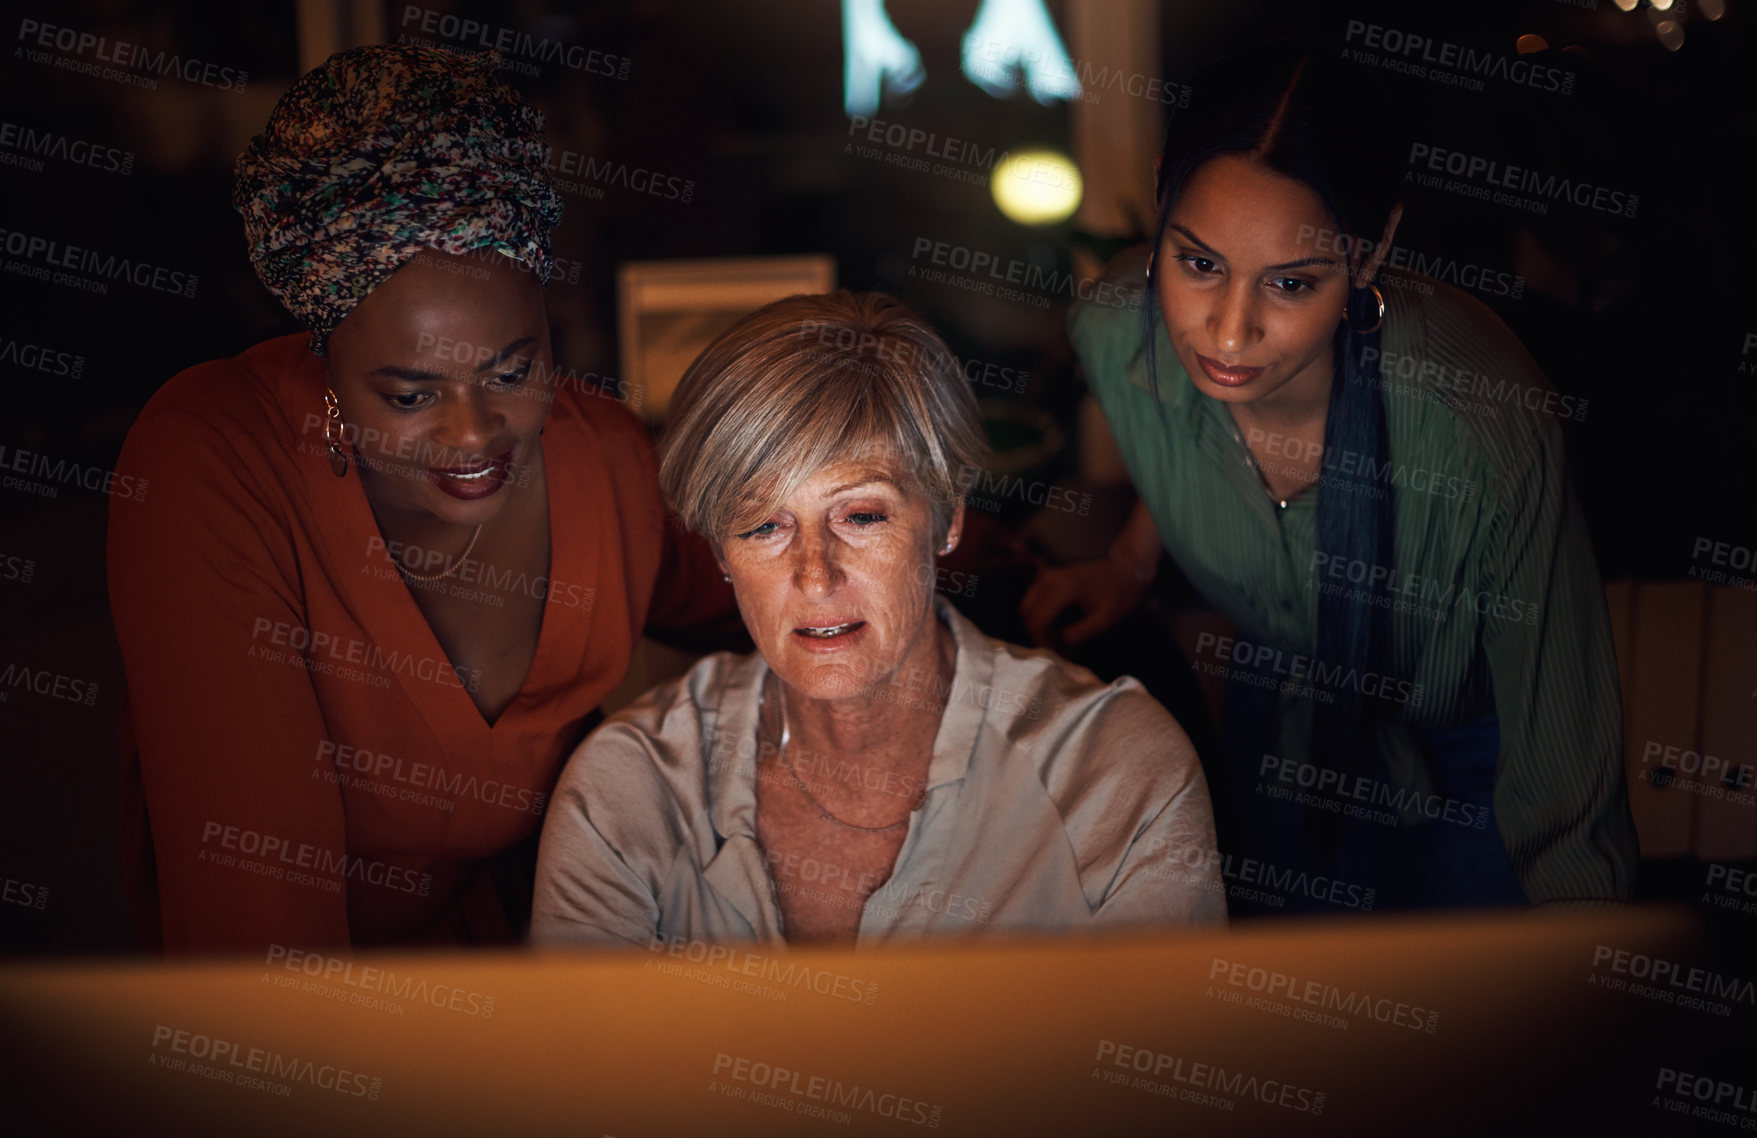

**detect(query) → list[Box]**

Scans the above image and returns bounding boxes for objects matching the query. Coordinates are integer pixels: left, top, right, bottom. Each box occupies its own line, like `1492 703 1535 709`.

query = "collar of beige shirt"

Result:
697 597 988 937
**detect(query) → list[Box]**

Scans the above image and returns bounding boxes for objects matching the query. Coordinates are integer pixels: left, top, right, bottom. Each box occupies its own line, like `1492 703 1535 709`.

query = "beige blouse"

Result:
531 600 1226 948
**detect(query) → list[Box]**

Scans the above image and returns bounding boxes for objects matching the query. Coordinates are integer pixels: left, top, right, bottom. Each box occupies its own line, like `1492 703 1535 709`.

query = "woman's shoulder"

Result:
1066 245 1159 393
131 334 314 441
1067 245 1148 342
558 650 761 795
539 652 745 880
973 632 1206 856
964 614 1197 787
114 334 319 512
116 334 325 503
1376 272 1574 485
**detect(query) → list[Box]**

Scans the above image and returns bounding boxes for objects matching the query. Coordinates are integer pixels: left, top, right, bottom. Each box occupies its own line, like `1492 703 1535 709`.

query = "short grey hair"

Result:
659 291 988 545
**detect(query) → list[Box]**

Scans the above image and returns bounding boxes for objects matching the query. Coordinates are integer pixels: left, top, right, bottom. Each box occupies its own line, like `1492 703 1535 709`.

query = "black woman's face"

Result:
322 250 554 527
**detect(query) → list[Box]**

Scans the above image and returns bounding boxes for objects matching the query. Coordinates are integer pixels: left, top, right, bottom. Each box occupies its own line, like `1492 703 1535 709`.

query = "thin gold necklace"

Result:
1225 409 1312 511
394 525 483 582
765 675 924 833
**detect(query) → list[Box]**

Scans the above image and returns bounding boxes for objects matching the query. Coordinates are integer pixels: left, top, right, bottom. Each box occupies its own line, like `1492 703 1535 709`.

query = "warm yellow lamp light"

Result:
991 148 1082 226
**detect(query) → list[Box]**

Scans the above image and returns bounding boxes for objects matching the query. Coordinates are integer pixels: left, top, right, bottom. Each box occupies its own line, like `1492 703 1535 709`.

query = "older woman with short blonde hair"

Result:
532 291 1224 946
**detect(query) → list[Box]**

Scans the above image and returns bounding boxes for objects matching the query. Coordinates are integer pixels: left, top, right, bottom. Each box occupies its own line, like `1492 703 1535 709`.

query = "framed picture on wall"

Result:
616 254 837 425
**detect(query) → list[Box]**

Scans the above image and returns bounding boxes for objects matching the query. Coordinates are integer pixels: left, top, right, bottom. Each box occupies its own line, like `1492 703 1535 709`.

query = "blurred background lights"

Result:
991 148 1082 226
960 0 1082 105
1605 0 1720 50
842 0 1079 117
841 0 925 117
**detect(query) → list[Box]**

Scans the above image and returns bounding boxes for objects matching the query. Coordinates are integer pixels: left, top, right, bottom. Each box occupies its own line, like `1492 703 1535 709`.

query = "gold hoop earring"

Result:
1347 284 1386 334
323 388 349 478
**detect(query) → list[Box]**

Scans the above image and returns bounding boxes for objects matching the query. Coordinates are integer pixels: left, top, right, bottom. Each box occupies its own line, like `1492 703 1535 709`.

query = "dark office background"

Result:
3 0 1754 955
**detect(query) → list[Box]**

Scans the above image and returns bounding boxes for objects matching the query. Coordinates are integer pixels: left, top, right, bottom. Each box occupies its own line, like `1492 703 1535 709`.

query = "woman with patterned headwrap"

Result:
107 44 738 954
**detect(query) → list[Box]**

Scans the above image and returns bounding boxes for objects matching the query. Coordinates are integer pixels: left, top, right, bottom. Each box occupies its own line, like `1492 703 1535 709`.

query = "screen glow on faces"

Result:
323 252 556 526
720 459 949 705
1157 154 1351 413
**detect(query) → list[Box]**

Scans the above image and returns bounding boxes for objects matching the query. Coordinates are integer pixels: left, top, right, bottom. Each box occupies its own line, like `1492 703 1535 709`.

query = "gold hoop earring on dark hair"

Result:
323 387 349 478
1345 284 1386 334
1356 284 1384 333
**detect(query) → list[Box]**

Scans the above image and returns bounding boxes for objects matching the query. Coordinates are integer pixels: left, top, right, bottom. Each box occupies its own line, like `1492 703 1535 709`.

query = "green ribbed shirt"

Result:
1069 247 1638 903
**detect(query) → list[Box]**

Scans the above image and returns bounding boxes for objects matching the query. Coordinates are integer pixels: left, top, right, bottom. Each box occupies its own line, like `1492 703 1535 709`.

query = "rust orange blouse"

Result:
107 333 736 955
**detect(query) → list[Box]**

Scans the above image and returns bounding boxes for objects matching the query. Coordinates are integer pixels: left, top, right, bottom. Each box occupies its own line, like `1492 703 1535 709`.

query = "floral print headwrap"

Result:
233 44 562 354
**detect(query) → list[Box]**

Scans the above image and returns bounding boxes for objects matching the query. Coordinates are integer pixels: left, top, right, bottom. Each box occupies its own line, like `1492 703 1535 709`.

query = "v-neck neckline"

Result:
296 349 594 739
1206 400 1311 525
1149 323 1316 526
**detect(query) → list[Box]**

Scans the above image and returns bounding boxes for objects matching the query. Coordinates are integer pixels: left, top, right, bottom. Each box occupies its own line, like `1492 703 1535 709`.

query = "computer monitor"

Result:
1 905 1743 1136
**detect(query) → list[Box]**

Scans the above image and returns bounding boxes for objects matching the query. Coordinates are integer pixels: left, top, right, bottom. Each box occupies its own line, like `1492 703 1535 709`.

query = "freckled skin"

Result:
719 459 964 942
722 460 957 705
322 251 557 722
